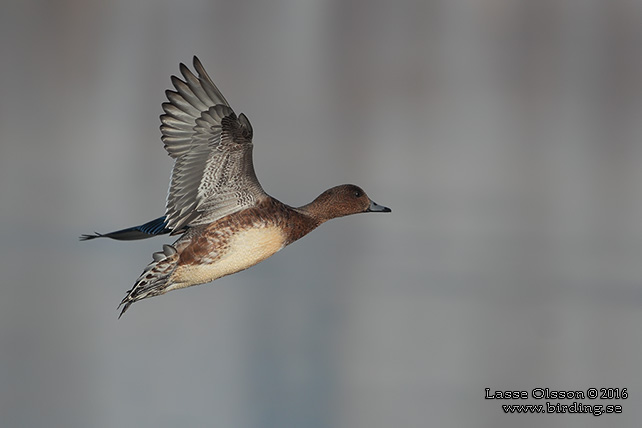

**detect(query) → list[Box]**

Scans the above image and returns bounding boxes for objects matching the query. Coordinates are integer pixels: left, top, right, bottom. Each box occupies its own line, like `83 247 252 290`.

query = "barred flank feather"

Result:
118 244 179 318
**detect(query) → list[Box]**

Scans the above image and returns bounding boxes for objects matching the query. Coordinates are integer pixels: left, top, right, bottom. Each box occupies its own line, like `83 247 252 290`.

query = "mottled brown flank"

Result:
178 197 321 266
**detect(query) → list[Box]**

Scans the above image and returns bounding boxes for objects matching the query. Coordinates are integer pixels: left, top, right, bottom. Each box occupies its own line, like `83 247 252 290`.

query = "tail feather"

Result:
118 244 179 318
80 216 172 241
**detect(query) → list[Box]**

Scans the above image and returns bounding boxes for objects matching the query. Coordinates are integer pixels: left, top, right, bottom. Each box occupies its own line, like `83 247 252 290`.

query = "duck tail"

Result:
118 244 179 318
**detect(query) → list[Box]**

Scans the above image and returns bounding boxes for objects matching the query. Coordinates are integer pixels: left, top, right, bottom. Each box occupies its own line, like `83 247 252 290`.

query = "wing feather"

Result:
160 57 267 232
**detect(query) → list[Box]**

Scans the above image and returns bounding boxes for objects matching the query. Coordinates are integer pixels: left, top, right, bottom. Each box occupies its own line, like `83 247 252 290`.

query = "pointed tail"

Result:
118 244 179 318
80 216 171 241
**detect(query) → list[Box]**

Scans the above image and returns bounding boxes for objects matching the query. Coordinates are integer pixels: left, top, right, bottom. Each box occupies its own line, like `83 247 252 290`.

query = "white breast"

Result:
168 226 287 291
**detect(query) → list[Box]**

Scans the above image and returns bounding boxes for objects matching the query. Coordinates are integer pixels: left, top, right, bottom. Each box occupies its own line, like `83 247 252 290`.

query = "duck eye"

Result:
354 190 362 198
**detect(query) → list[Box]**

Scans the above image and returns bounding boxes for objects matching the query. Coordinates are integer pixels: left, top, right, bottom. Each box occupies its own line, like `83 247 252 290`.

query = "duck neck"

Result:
295 200 333 224
279 203 323 243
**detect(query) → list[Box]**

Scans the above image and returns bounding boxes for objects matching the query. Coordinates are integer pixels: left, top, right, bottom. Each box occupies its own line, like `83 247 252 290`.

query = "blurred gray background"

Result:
2 1 642 427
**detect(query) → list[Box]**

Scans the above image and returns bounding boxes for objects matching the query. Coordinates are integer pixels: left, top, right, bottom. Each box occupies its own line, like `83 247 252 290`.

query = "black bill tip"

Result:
367 200 392 213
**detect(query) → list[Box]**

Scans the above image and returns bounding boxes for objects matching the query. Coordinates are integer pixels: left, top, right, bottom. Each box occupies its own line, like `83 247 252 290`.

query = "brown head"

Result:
299 184 391 222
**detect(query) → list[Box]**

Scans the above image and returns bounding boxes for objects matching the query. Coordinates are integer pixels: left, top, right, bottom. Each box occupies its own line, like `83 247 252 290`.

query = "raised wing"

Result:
160 57 267 232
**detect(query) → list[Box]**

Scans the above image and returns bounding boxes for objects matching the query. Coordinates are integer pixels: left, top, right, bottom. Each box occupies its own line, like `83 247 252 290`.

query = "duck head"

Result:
301 184 391 222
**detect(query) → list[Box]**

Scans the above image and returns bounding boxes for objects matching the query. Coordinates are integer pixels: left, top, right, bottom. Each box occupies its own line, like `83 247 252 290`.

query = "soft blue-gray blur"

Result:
2 1 642 427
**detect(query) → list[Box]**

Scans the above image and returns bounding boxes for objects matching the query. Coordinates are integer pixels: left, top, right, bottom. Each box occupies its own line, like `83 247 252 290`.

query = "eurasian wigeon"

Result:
82 57 391 317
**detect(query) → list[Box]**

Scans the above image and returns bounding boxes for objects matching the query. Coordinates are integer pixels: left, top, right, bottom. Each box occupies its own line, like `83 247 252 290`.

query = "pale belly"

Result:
167 226 286 291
